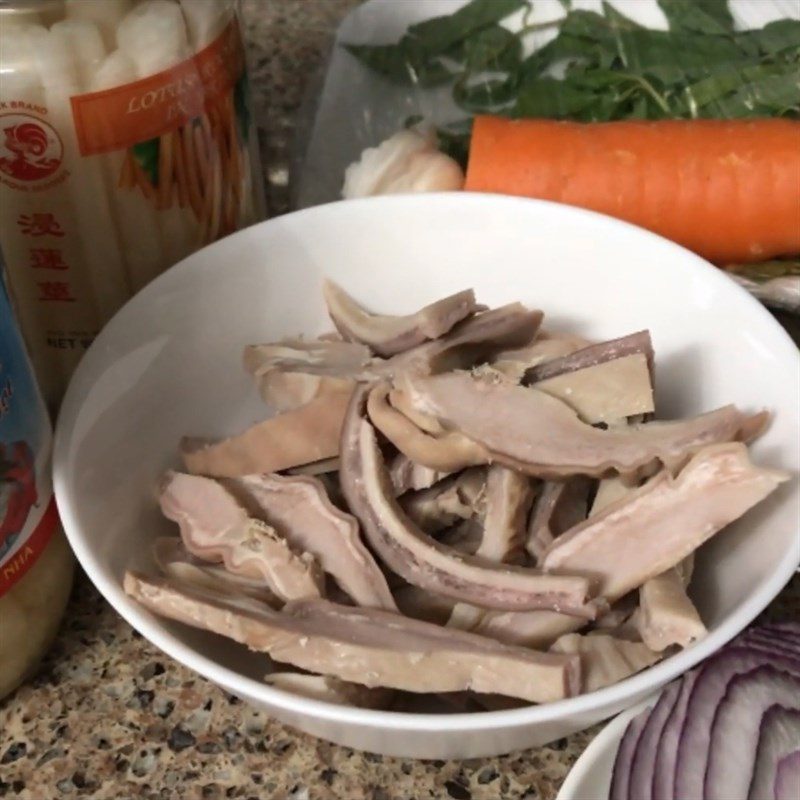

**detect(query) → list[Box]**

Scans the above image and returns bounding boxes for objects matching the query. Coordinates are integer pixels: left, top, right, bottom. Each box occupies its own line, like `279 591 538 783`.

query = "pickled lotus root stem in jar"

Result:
0 0 266 408
0 267 74 701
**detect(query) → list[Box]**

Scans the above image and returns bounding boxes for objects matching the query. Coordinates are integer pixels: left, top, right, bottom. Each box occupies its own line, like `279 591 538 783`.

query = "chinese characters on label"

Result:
16 213 76 303
29 248 68 270
36 281 76 303
17 213 64 237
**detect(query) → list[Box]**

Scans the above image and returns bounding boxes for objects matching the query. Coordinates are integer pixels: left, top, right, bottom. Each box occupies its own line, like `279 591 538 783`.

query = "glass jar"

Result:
0 266 74 700
0 0 266 408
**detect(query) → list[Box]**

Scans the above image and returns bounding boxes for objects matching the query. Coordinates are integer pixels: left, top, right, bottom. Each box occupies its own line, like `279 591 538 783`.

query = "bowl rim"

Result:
54 192 800 731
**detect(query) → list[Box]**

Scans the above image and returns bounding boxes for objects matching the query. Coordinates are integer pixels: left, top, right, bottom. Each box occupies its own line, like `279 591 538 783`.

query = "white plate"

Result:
53 193 800 758
293 0 800 310
556 695 660 800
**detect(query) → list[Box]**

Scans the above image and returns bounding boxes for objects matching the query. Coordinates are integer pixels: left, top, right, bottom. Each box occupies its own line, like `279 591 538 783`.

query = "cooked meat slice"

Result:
387 303 543 376
477 466 535 564
491 332 593 381
256 371 354 412
540 443 788 601
243 339 376 408
152 537 280 606
400 469 486 533
523 330 654 385
401 371 768 478
526 477 594 562
322 280 479 357
445 462 537 629
243 338 375 378
675 552 695 586
550 633 661 692
446 468 534 631
590 474 638 515
636 567 707 651
286 457 340 476
181 389 352 477
247 305 542 390
340 386 597 616
472 610 586 648
224 473 396 611
531 353 654 424
124 572 582 703
388 386 445 434
393 583 457 625
159 472 323 602
591 454 703 649
367 383 489 472
263 672 392 708
388 452 452 495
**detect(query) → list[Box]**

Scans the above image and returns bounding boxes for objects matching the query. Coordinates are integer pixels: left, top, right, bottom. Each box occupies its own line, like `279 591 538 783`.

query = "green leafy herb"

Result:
406 0 528 54
614 29 744 83
455 74 519 113
602 1 642 32
736 19 800 56
657 0 735 35
344 0 800 124
461 24 522 72
717 69 800 115
678 62 782 113
514 75 599 117
344 0 527 88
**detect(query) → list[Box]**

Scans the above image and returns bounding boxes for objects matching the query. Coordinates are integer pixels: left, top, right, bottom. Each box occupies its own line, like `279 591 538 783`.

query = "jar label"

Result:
0 279 58 598
71 20 246 156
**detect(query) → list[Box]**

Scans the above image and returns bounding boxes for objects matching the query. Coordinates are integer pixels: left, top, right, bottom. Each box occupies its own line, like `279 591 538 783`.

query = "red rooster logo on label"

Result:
0 441 38 561
0 115 63 182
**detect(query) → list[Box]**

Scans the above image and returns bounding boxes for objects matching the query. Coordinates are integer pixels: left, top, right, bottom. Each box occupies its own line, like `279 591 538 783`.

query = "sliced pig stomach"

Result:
340 386 599 617
124 571 581 704
400 371 768 478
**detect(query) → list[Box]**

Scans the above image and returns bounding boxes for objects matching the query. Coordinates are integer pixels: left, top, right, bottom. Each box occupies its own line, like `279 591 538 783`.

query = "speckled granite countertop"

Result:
1 2 798 798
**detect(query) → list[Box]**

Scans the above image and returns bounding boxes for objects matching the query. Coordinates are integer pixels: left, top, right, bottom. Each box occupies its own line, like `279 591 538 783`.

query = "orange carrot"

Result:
464 116 800 264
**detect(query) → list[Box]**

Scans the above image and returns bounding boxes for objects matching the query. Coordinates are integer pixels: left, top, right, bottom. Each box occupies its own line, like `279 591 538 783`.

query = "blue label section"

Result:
0 280 43 455
0 276 50 568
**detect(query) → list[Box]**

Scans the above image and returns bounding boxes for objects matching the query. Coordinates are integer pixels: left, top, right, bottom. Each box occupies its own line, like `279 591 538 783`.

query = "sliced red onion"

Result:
704 666 800 800
609 707 650 800
611 624 800 800
740 633 800 659
775 751 800 800
628 681 682 800
674 647 800 800
748 706 800 800
742 627 800 645
759 622 800 640
651 671 699 800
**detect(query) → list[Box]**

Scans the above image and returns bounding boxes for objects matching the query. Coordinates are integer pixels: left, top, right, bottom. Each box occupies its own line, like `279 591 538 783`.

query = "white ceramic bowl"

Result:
54 194 800 759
